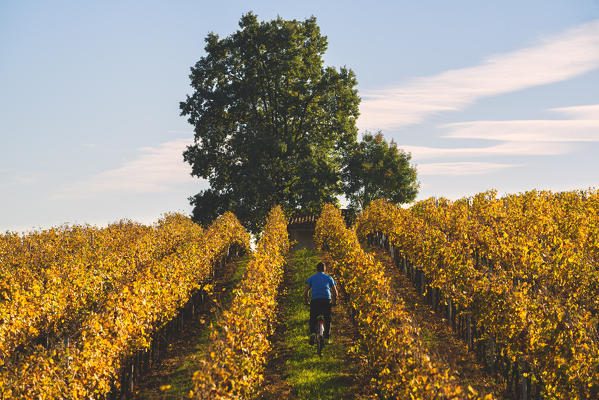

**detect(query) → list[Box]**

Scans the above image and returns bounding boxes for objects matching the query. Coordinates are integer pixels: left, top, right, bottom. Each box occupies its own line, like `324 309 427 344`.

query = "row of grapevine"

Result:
192 206 289 399
0 215 192 364
315 204 494 400
0 212 250 399
356 190 599 400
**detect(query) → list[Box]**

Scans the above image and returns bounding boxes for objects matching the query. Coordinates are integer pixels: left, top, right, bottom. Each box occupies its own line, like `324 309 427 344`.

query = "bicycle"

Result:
306 301 335 357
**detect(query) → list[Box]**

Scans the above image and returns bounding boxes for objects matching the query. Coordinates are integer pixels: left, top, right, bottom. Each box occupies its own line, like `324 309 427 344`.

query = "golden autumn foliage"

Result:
0 212 250 399
0 216 191 364
356 190 599 400
192 206 289 400
315 204 494 400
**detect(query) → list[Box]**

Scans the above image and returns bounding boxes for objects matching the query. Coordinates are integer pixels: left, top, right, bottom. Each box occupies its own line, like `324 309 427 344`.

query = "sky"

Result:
1 1 598 232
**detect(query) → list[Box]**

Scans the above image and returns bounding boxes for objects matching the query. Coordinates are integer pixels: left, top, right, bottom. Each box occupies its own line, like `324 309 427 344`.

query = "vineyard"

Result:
0 189 597 399
355 190 599 400
0 213 250 398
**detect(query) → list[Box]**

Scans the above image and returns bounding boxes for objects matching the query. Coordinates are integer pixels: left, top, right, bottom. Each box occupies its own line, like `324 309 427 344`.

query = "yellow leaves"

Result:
2 211 251 398
192 207 287 399
518 309 527 321
316 204 487 399
355 191 599 399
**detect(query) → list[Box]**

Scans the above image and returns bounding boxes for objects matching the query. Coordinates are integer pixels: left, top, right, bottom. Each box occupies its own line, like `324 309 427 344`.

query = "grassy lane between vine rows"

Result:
258 248 366 400
133 255 250 399
368 246 507 398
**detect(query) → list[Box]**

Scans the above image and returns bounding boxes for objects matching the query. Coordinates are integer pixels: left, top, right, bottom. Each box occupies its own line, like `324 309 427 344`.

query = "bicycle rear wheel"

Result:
317 335 323 357
317 318 325 357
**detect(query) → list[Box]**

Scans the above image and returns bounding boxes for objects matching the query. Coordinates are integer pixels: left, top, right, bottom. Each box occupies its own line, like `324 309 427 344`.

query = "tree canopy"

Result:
181 12 360 233
181 13 418 232
343 132 418 213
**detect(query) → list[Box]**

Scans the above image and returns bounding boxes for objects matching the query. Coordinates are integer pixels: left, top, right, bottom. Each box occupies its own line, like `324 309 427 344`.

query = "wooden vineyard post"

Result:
521 369 527 400
513 363 519 399
466 313 472 350
448 299 453 330
129 360 135 397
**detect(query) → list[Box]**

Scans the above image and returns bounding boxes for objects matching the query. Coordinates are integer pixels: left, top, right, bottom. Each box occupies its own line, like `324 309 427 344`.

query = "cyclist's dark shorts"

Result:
309 298 332 337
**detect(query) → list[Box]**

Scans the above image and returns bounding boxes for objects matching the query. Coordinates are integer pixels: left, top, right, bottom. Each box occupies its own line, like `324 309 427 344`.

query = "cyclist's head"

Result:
316 262 325 272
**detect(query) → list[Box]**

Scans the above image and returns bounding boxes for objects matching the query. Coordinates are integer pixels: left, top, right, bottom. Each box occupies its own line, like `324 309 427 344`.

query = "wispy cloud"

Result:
443 119 599 142
417 162 521 176
404 141 569 160
358 19 599 130
404 103 599 160
52 138 199 199
552 104 599 119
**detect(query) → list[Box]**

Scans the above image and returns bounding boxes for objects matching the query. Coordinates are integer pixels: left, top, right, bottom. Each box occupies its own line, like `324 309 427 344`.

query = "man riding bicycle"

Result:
304 261 338 345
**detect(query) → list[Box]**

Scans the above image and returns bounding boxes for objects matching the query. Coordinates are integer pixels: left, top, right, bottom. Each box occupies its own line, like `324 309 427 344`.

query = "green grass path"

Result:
268 248 359 400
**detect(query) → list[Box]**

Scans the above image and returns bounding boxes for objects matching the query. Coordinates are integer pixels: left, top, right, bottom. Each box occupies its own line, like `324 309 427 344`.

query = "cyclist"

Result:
304 261 338 345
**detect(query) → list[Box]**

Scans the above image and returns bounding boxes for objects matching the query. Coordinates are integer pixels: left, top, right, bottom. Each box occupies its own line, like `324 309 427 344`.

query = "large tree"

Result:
181 12 360 233
343 132 419 214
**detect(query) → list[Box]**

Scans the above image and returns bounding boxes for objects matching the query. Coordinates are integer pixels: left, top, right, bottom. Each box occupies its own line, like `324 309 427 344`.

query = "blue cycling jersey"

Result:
306 272 336 300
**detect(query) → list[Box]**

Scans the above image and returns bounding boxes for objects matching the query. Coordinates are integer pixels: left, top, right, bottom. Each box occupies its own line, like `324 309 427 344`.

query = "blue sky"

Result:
1 1 598 231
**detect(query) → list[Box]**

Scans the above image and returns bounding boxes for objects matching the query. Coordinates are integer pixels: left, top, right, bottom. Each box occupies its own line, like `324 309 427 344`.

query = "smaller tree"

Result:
343 132 418 213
